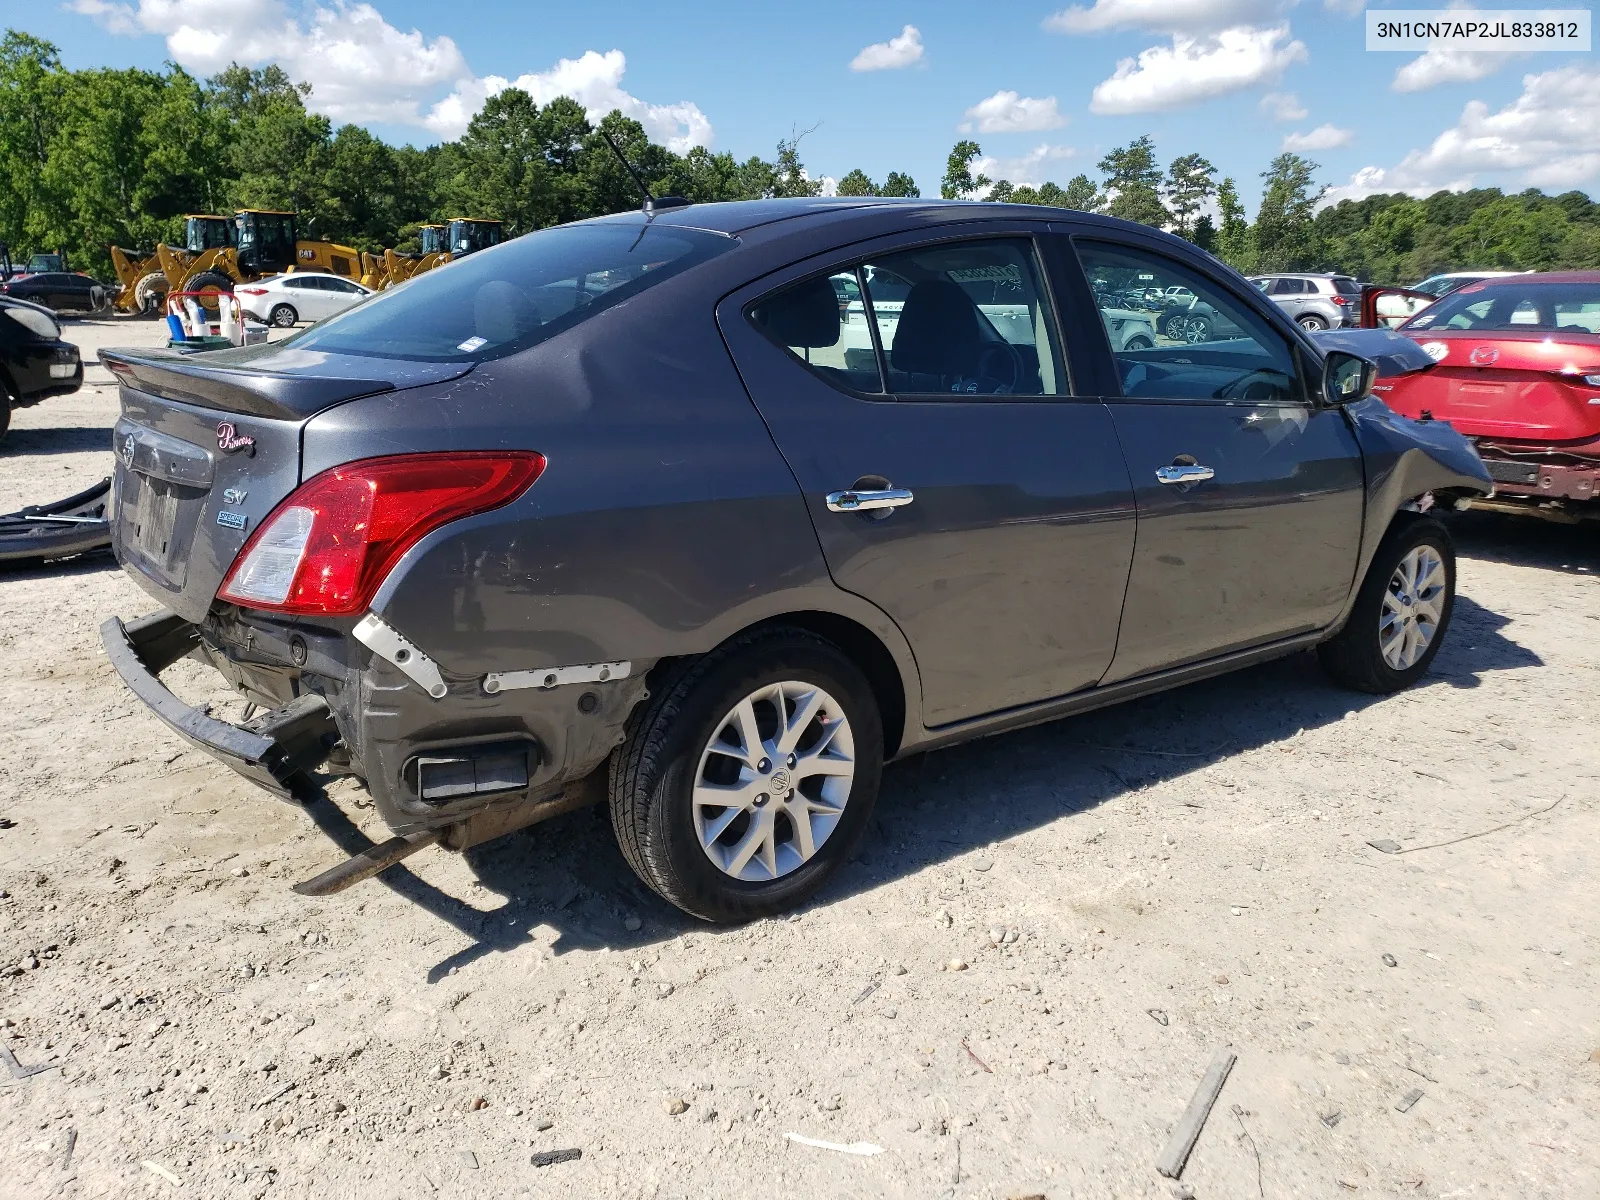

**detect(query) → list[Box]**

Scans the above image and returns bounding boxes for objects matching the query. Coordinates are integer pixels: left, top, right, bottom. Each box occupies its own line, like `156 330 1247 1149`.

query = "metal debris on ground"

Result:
852 979 880 1005
1383 953 1399 967
1 1040 58 1079
141 1159 183 1186
1155 1046 1238 1179
531 1148 582 1167
960 1038 993 1073
1396 1088 1425 1112
1367 838 1402 854
1148 1008 1170 1026
783 1131 885 1156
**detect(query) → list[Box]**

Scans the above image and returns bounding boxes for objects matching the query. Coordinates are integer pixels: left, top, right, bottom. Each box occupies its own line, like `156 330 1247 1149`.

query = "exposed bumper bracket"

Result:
290 830 442 897
353 613 448 699
482 660 632 694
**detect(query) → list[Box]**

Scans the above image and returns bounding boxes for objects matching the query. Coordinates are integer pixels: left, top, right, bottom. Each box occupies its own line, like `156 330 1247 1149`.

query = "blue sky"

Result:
25 1 1600 209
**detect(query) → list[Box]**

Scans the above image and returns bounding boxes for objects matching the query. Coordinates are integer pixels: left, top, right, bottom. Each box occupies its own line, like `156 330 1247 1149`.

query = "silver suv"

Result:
1250 273 1362 331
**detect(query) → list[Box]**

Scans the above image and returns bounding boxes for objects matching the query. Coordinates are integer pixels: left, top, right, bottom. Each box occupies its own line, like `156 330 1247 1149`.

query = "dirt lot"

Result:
2 315 1598 1199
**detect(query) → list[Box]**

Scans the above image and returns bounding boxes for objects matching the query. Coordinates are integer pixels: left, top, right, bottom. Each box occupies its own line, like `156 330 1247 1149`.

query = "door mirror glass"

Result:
1322 350 1374 405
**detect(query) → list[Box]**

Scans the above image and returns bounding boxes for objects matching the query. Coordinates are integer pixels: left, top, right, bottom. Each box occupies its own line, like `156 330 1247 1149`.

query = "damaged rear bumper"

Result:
100 610 337 802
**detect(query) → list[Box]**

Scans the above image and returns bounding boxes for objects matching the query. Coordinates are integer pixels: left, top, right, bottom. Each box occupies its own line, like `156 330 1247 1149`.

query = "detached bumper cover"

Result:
100 610 336 802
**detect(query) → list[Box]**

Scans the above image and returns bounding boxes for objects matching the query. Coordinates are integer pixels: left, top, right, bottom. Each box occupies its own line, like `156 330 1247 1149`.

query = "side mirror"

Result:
1323 349 1376 406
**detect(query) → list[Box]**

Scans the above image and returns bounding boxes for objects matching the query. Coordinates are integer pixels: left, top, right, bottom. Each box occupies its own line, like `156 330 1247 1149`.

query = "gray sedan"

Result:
99 199 1490 922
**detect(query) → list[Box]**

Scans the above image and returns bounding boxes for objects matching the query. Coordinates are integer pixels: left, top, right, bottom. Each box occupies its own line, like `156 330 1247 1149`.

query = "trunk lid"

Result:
104 344 474 622
1394 330 1600 442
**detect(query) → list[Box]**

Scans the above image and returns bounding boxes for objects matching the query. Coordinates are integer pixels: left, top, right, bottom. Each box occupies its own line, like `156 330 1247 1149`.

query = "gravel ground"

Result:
2 315 1597 1199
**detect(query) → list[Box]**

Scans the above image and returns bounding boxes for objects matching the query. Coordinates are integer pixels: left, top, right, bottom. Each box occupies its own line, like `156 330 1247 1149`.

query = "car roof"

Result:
1464 270 1600 285
589 196 1158 238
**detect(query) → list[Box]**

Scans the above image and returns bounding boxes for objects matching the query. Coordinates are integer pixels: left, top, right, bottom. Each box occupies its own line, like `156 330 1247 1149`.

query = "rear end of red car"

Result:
1383 272 1600 518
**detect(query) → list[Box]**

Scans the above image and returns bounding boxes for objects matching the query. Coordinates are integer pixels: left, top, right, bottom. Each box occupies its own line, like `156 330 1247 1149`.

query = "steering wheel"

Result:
974 341 1024 393
1215 370 1287 401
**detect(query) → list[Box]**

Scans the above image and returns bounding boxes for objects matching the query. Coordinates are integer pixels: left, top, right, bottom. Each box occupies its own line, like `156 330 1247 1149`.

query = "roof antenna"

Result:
599 128 690 216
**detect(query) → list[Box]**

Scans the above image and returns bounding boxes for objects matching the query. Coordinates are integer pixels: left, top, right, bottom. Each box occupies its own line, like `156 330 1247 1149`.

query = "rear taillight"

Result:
217 452 545 616
1330 294 1349 305
237 287 268 295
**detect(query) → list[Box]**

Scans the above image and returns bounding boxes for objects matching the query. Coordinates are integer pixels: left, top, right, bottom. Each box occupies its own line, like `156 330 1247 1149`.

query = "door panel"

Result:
719 229 1138 726
1070 237 1366 681
1102 403 1364 680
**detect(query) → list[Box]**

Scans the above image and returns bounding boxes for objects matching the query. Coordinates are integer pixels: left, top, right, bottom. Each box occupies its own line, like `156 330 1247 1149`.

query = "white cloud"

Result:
424 50 712 150
1393 48 1519 92
1259 90 1307 120
1089 25 1307 114
1281 123 1353 151
71 0 713 146
1043 0 1287 35
960 90 1068 133
975 143 1076 188
1323 66 1600 203
849 25 924 71
72 0 468 125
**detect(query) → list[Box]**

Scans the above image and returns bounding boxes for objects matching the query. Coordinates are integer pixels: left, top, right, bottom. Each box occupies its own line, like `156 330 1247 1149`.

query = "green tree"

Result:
772 132 821 198
1098 136 1167 227
1214 177 1254 271
1253 153 1323 271
836 168 878 197
1060 173 1101 212
881 171 919 198
1164 152 1216 240
941 139 987 200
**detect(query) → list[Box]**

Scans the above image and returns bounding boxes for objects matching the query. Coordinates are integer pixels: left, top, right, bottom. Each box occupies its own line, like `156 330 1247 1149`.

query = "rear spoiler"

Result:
101 346 397 421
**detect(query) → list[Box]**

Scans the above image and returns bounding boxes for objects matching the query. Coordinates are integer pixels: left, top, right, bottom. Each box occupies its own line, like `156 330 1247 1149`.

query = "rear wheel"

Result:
269 303 298 328
1124 335 1153 351
1297 313 1329 332
609 627 883 922
1318 516 1455 693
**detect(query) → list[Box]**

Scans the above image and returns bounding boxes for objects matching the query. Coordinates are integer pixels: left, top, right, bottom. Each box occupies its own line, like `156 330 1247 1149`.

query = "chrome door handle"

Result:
826 487 914 513
1155 464 1215 486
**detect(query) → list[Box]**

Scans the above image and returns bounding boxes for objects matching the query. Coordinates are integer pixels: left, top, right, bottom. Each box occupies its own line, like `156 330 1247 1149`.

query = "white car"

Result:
236 273 373 327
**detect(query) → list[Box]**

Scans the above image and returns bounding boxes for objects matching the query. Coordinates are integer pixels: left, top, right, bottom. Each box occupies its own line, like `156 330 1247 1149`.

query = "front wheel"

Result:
1318 516 1455 693
609 627 883 922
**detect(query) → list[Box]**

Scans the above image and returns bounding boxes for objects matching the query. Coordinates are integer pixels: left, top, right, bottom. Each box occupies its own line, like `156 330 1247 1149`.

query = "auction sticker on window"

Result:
1367 9 1590 51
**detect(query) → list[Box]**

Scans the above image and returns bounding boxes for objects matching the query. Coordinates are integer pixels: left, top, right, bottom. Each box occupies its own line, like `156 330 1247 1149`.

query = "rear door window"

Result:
749 237 1067 398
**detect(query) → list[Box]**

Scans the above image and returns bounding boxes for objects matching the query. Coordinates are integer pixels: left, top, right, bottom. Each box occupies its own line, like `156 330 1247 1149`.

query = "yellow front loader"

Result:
109 245 168 315
146 211 364 312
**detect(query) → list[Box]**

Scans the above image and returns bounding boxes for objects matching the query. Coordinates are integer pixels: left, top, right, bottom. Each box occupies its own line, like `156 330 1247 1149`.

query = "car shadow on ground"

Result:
296 593 1540 983
1 426 115 457
1448 509 1598 577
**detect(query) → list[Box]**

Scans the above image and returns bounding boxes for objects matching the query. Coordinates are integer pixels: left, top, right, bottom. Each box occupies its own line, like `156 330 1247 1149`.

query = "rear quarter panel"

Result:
301 262 921 707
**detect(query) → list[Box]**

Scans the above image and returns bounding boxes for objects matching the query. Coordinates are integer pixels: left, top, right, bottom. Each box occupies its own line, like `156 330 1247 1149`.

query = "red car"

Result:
1382 271 1600 519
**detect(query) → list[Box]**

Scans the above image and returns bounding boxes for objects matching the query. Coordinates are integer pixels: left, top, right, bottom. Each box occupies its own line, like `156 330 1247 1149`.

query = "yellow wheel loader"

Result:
109 245 169 315
379 219 503 289
118 211 363 316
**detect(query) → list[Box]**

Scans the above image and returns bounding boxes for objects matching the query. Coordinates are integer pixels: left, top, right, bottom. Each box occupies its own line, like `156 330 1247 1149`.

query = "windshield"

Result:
1403 279 1600 335
288 222 735 362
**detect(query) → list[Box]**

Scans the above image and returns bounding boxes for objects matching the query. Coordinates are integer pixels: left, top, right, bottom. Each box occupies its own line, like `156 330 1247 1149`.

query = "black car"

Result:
1 296 83 441
98 199 1490 922
0 271 109 313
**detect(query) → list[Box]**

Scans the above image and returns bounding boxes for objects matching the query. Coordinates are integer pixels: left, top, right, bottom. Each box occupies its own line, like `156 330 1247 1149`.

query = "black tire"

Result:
1124 335 1153 351
1318 515 1455 694
0 380 13 445
1184 315 1212 342
133 270 168 317
609 626 884 923
270 303 298 328
1297 313 1329 331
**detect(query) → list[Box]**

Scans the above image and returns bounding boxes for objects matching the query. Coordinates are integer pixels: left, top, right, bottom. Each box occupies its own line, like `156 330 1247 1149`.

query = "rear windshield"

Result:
287 222 735 362
1404 280 1600 334
1332 277 1361 295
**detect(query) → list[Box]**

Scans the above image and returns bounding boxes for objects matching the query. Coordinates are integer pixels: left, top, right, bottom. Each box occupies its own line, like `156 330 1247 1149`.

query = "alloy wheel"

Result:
1380 545 1446 670
692 681 855 882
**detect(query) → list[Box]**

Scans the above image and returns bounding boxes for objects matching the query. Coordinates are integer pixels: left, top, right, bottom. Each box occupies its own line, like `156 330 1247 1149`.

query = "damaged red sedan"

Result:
1383 271 1600 520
